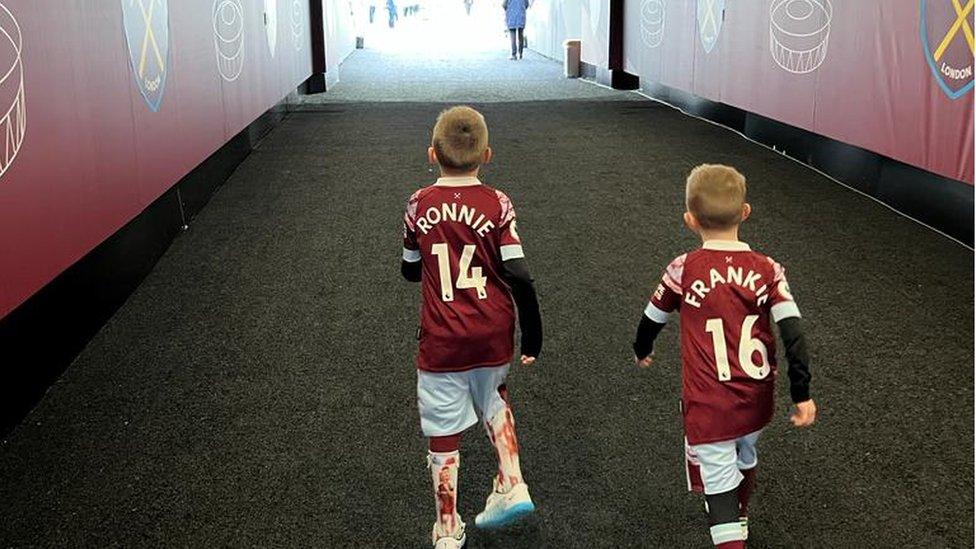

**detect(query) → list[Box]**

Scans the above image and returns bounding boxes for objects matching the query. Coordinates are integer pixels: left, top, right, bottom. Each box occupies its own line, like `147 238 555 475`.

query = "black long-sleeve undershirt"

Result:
631 312 812 403
399 257 543 358
501 258 542 358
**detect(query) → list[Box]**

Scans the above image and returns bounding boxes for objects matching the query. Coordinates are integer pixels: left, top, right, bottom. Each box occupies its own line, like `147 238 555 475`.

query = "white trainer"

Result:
474 479 535 530
431 522 466 549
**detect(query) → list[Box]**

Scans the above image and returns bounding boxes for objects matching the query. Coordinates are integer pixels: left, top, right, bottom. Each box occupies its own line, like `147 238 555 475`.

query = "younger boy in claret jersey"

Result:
632 164 817 549
401 106 542 549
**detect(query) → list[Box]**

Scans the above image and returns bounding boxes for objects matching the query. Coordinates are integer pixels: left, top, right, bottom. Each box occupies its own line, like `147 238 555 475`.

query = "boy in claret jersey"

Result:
632 164 817 548
400 106 542 549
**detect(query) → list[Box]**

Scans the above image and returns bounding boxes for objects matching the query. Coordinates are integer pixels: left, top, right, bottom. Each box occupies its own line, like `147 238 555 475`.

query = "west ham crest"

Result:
121 0 170 112
264 0 278 57
697 0 724 54
921 0 975 99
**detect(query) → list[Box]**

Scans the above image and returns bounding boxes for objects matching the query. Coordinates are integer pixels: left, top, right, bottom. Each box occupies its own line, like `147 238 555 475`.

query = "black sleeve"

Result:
633 313 666 360
777 316 812 403
501 258 542 358
400 259 421 282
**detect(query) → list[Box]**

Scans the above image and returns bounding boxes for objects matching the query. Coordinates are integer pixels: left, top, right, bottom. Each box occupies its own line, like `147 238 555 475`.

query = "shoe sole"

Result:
475 501 535 530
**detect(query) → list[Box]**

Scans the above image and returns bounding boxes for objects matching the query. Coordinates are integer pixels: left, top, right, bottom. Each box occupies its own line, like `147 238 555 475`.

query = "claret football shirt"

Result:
403 177 524 372
646 240 801 445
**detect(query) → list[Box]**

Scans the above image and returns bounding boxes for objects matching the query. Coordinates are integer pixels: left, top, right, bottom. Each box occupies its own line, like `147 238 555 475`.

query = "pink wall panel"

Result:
623 0 973 186
0 0 313 318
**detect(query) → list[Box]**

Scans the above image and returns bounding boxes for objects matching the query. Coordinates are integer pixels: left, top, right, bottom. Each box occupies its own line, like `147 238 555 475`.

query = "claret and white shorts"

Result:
417 365 510 437
685 430 762 495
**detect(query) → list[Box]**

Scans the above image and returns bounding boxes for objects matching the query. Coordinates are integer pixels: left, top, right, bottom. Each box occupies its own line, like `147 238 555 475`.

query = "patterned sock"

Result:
486 405 523 493
738 468 756 517
429 451 461 537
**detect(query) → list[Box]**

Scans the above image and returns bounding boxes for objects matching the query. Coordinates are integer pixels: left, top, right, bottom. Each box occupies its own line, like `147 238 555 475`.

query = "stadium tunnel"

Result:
0 1 973 547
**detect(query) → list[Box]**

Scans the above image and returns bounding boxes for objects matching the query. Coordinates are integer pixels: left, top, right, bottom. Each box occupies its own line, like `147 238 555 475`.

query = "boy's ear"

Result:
741 202 752 222
428 146 438 165
683 211 699 232
482 147 493 165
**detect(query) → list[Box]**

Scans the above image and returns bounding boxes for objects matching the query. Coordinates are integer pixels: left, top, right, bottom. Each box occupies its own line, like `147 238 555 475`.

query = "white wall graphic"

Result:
213 0 245 82
0 1 24 180
640 0 665 48
697 0 723 54
264 0 278 57
291 0 304 51
769 0 833 74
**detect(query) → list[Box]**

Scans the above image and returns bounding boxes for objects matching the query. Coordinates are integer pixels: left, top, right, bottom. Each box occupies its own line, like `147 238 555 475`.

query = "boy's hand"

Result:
520 355 536 366
635 353 654 369
790 399 817 427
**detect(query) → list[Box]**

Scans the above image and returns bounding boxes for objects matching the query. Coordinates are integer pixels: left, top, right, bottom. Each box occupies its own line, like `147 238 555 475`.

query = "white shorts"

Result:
417 365 510 437
685 430 762 495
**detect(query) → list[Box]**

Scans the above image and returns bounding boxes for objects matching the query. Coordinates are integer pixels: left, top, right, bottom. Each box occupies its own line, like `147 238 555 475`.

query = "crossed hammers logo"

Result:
934 0 975 61
132 0 165 81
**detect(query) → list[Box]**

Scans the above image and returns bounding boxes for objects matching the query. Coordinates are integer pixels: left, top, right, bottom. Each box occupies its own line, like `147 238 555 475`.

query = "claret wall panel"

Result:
0 0 313 318
622 0 974 186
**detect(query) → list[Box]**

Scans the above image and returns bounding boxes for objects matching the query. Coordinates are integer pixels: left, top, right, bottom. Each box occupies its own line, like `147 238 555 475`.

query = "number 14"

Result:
431 243 488 302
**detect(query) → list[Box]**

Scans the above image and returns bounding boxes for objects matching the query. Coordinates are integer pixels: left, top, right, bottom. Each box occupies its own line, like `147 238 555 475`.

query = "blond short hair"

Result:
431 106 489 172
686 164 747 230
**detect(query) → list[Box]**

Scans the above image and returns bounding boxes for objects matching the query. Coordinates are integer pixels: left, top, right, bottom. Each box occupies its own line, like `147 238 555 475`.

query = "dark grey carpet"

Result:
0 101 972 548
296 48 632 103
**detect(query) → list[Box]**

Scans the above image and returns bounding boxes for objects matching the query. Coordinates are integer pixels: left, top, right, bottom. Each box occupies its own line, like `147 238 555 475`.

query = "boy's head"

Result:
429 106 492 175
684 164 751 234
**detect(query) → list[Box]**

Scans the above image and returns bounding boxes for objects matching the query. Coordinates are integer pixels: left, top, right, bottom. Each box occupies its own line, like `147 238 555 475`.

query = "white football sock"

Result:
429 450 461 537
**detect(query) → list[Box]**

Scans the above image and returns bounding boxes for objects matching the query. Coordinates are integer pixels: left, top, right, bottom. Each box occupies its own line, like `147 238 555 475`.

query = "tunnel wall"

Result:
582 0 610 69
0 0 313 320
323 0 356 86
622 1 974 187
525 0 581 61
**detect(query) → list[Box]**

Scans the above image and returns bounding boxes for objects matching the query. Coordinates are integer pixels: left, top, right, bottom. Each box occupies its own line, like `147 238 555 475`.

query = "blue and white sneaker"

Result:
474 480 535 530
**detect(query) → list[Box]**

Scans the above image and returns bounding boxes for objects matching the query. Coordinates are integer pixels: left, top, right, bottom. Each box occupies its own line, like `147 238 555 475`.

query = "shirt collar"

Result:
702 240 751 252
434 176 482 187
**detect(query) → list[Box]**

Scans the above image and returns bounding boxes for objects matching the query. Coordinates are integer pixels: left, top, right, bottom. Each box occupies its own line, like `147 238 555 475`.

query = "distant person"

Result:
631 164 817 549
400 106 542 549
464 0 473 16
503 0 528 60
386 0 397 27
369 1 376 23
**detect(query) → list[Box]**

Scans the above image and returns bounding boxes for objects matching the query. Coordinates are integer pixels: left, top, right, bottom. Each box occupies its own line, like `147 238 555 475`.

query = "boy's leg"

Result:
485 384 523 491
429 435 463 542
470 366 535 529
517 28 525 57
418 370 478 546
735 431 761 519
692 439 748 548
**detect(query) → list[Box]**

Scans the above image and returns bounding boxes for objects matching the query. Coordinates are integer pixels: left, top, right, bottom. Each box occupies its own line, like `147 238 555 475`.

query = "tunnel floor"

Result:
296 48 631 103
1 74 973 547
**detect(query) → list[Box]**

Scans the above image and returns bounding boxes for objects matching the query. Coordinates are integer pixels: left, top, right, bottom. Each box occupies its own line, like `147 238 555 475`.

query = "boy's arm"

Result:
401 194 421 282
633 306 667 361
495 191 541 360
401 251 421 282
502 257 542 358
777 316 811 403
767 260 815 426
634 258 684 364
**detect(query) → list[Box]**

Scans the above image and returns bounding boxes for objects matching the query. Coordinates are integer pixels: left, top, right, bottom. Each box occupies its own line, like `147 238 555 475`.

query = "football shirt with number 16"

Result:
646 241 801 445
403 179 524 373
